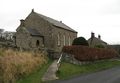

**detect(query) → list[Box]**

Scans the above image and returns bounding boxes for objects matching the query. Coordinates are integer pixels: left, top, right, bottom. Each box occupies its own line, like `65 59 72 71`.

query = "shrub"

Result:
62 45 118 61
72 37 89 46
0 49 47 83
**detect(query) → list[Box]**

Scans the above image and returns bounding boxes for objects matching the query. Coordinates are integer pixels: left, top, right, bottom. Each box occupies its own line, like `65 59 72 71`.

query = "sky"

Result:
0 0 120 44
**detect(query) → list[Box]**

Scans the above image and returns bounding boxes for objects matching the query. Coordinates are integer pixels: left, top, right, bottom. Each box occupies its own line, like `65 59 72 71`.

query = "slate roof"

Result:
88 37 107 47
26 28 43 36
89 37 107 44
34 12 77 33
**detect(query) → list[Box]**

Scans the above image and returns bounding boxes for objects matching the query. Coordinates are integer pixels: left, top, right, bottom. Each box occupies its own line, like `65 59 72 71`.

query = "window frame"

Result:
68 35 71 46
57 33 60 46
63 34 66 46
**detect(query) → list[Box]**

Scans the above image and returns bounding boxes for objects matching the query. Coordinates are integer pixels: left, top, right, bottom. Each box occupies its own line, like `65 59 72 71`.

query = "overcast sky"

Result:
0 0 120 44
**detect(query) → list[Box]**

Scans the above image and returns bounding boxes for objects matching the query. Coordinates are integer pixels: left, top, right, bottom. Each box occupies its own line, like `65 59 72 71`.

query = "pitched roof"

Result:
33 11 77 33
88 37 107 46
26 28 43 36
91 37 107 44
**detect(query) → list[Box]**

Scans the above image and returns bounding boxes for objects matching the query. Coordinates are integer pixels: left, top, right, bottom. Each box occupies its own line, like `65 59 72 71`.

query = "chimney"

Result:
98 35 101 39
32 9 34 12
20 19 25 26
91 32 95 38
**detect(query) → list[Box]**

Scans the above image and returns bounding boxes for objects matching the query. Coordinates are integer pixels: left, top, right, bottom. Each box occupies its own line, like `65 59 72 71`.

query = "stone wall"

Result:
16 27 30 49
16 27 44 49
52 25 77 52
63 53 98 65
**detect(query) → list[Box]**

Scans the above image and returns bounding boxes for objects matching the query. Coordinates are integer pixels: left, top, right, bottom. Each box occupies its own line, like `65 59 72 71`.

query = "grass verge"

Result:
57 60 120 79
17 60 53 83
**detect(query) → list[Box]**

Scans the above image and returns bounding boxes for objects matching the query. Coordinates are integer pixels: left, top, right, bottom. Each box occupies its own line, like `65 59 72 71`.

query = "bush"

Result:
62 45 118 61
72 37 89 46
0 49 47 83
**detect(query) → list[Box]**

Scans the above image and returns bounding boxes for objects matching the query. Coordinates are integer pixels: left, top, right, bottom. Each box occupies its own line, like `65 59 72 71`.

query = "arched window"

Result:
36 40 39 47
68 35 71 46
63 35 66 46
57 33 60 46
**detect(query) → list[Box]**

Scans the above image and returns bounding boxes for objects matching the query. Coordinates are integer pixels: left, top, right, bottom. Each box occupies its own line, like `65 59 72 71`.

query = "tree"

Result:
0 29 4 33
0 29 4 38
72 37 89 46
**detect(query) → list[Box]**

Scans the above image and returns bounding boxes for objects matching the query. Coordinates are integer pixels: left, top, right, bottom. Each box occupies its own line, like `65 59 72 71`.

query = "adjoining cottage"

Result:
15 9 77 53
88 32 107 47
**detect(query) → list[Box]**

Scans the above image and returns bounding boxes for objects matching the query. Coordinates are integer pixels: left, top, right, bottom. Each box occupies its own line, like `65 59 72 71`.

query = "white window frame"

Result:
63 35 66 46
68 36 71 46
57 33 60 46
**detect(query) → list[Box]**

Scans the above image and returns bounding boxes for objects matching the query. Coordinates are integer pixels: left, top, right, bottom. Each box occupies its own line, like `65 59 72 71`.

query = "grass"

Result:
0 48 48 83
17 60 53 83
57 60 120 79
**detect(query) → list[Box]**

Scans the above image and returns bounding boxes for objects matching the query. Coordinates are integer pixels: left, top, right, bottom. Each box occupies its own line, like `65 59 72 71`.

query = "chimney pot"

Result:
98 35 101 39
32 9 34 12
20 19 25 26
91 32 95 38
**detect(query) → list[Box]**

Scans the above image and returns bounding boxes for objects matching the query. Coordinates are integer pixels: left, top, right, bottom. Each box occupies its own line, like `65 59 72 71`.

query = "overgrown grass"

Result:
0 48 48 83
17 60 53 83
57 60 120 79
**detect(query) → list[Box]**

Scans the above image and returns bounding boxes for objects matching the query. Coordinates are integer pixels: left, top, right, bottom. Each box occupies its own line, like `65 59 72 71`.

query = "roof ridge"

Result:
34 12 59 23
33 11 77 33
94 37 107 44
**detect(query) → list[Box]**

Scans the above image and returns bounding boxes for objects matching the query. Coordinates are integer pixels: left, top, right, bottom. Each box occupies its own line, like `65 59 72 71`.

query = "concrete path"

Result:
52 66 120 83
42 60 58 81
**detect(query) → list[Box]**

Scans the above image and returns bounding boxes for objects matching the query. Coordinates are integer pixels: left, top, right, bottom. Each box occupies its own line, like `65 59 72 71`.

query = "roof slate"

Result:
88 37 107 45
34 12 77 33
26 28 43 36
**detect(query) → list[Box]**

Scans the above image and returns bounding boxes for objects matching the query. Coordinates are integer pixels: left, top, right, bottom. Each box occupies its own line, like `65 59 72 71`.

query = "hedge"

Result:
62 45 119 61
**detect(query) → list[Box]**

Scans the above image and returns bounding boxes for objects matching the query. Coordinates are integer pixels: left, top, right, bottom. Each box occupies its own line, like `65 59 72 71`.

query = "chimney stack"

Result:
32 9 34 12
98 35 101 39
20 19 25 26
91 32 95 38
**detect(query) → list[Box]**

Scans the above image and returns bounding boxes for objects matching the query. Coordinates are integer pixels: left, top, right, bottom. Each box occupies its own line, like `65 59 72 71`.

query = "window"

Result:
68 36 71 46
57 33 60 46
63 35 66 46
36 40 39 47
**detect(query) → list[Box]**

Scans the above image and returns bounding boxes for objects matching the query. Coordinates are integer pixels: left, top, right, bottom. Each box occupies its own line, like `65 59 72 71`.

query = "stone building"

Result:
88 32 107 47
15 9 77 53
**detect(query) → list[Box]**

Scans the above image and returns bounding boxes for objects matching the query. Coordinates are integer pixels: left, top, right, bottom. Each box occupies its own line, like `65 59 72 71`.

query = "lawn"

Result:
57 60 120 79
17 60 53 83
